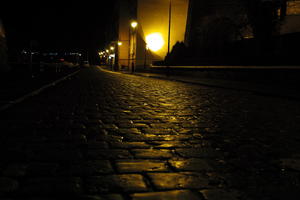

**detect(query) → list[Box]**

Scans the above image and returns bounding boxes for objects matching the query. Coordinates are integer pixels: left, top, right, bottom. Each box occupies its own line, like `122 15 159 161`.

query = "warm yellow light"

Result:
110 46 115 50
118 42 122 46
146 33 165 52
106 49 109 53
131 21 138 28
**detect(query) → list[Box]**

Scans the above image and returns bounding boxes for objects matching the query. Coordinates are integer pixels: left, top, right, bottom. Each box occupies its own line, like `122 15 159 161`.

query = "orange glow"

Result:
146 33 165 52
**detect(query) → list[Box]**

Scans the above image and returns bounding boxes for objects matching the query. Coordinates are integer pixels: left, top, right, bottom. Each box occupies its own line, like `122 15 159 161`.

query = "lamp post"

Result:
166 0 172 76
167 0 172 57
130 21 138 73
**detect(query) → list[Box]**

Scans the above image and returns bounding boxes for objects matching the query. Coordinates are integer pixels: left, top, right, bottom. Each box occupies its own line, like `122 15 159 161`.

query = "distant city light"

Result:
146 33 165 52
110 46 115 50
118 41 123 46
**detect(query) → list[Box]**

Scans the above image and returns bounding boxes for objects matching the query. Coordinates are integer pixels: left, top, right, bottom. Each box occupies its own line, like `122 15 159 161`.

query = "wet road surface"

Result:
1 66 300 199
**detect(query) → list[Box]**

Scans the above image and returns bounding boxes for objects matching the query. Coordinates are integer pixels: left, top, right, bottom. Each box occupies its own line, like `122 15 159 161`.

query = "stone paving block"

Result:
132 120 160 125
117 128 142 135
116 123 135 128
148 172 210 190
103 124 119 131
116 160 169 173
132 149 173 159
86 174 148 193
200 189 241 200
20 177 82 196
176 148 221 158
131 190 202 200
87 149 132 159
125 134 191 142
132 123 150 129
110 142 151 149
143 128 177 135
169 159 215 172
70 160 114 176
148 141 192 148
0 177 19 194
176 128 195 135
78 194 124 200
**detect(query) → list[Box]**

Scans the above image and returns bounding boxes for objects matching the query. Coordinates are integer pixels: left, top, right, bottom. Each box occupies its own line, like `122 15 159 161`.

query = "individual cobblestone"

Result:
78 194 124 200
148 172 210 190
131 190 202 200
110 141 151 149
86 174 148 193
175 148 221 158
199 189 241 200
169 158 215 172
116 160 169 173
132 149 174 159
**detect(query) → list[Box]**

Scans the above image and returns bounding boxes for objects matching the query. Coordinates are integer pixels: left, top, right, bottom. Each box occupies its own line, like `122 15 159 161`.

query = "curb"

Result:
0 70 80 112
98 66 300 101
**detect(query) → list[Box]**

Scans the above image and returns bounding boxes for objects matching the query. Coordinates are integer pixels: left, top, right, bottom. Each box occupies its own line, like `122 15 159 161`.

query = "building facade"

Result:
281 0 300 34
185 0 300 49
107 0 300 68
112 0 189 70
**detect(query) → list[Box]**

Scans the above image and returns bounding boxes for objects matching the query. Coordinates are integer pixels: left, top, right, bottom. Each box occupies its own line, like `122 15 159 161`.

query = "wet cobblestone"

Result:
1 67 300 199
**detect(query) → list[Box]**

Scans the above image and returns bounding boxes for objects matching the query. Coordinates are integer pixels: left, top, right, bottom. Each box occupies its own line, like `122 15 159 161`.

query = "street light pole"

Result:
166 0 172 76
130 21 138 73
167 0 172 56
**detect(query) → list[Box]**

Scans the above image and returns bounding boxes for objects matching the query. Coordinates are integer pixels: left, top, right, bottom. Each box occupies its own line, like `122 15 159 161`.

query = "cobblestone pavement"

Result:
1 66 300 199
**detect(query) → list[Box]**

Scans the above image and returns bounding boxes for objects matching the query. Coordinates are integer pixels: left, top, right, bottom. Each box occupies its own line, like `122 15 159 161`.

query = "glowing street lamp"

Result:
131 21 138 29
130 21 138 73
118 41 123 46
110 46 115 51
146 33 164 52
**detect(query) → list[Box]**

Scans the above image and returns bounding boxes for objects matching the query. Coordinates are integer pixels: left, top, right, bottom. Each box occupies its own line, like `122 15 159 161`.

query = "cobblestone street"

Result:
1 66 300 199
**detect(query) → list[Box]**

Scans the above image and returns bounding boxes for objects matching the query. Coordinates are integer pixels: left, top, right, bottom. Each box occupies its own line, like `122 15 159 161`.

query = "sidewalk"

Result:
0 66 80 108
100 66 300 100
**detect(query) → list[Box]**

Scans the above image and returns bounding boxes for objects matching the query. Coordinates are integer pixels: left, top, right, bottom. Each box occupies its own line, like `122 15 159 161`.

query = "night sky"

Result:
1 1 115 52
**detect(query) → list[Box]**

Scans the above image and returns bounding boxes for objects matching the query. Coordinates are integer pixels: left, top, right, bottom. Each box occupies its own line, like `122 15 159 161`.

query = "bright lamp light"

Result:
146 33 165 52
131 21 138 28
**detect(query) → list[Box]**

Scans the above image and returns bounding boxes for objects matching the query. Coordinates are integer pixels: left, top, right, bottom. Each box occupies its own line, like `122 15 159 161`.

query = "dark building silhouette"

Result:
184 0 300 57
0 19 9 71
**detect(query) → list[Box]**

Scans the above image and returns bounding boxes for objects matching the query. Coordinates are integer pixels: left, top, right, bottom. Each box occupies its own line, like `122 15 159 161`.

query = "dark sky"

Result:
1 1 115 52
